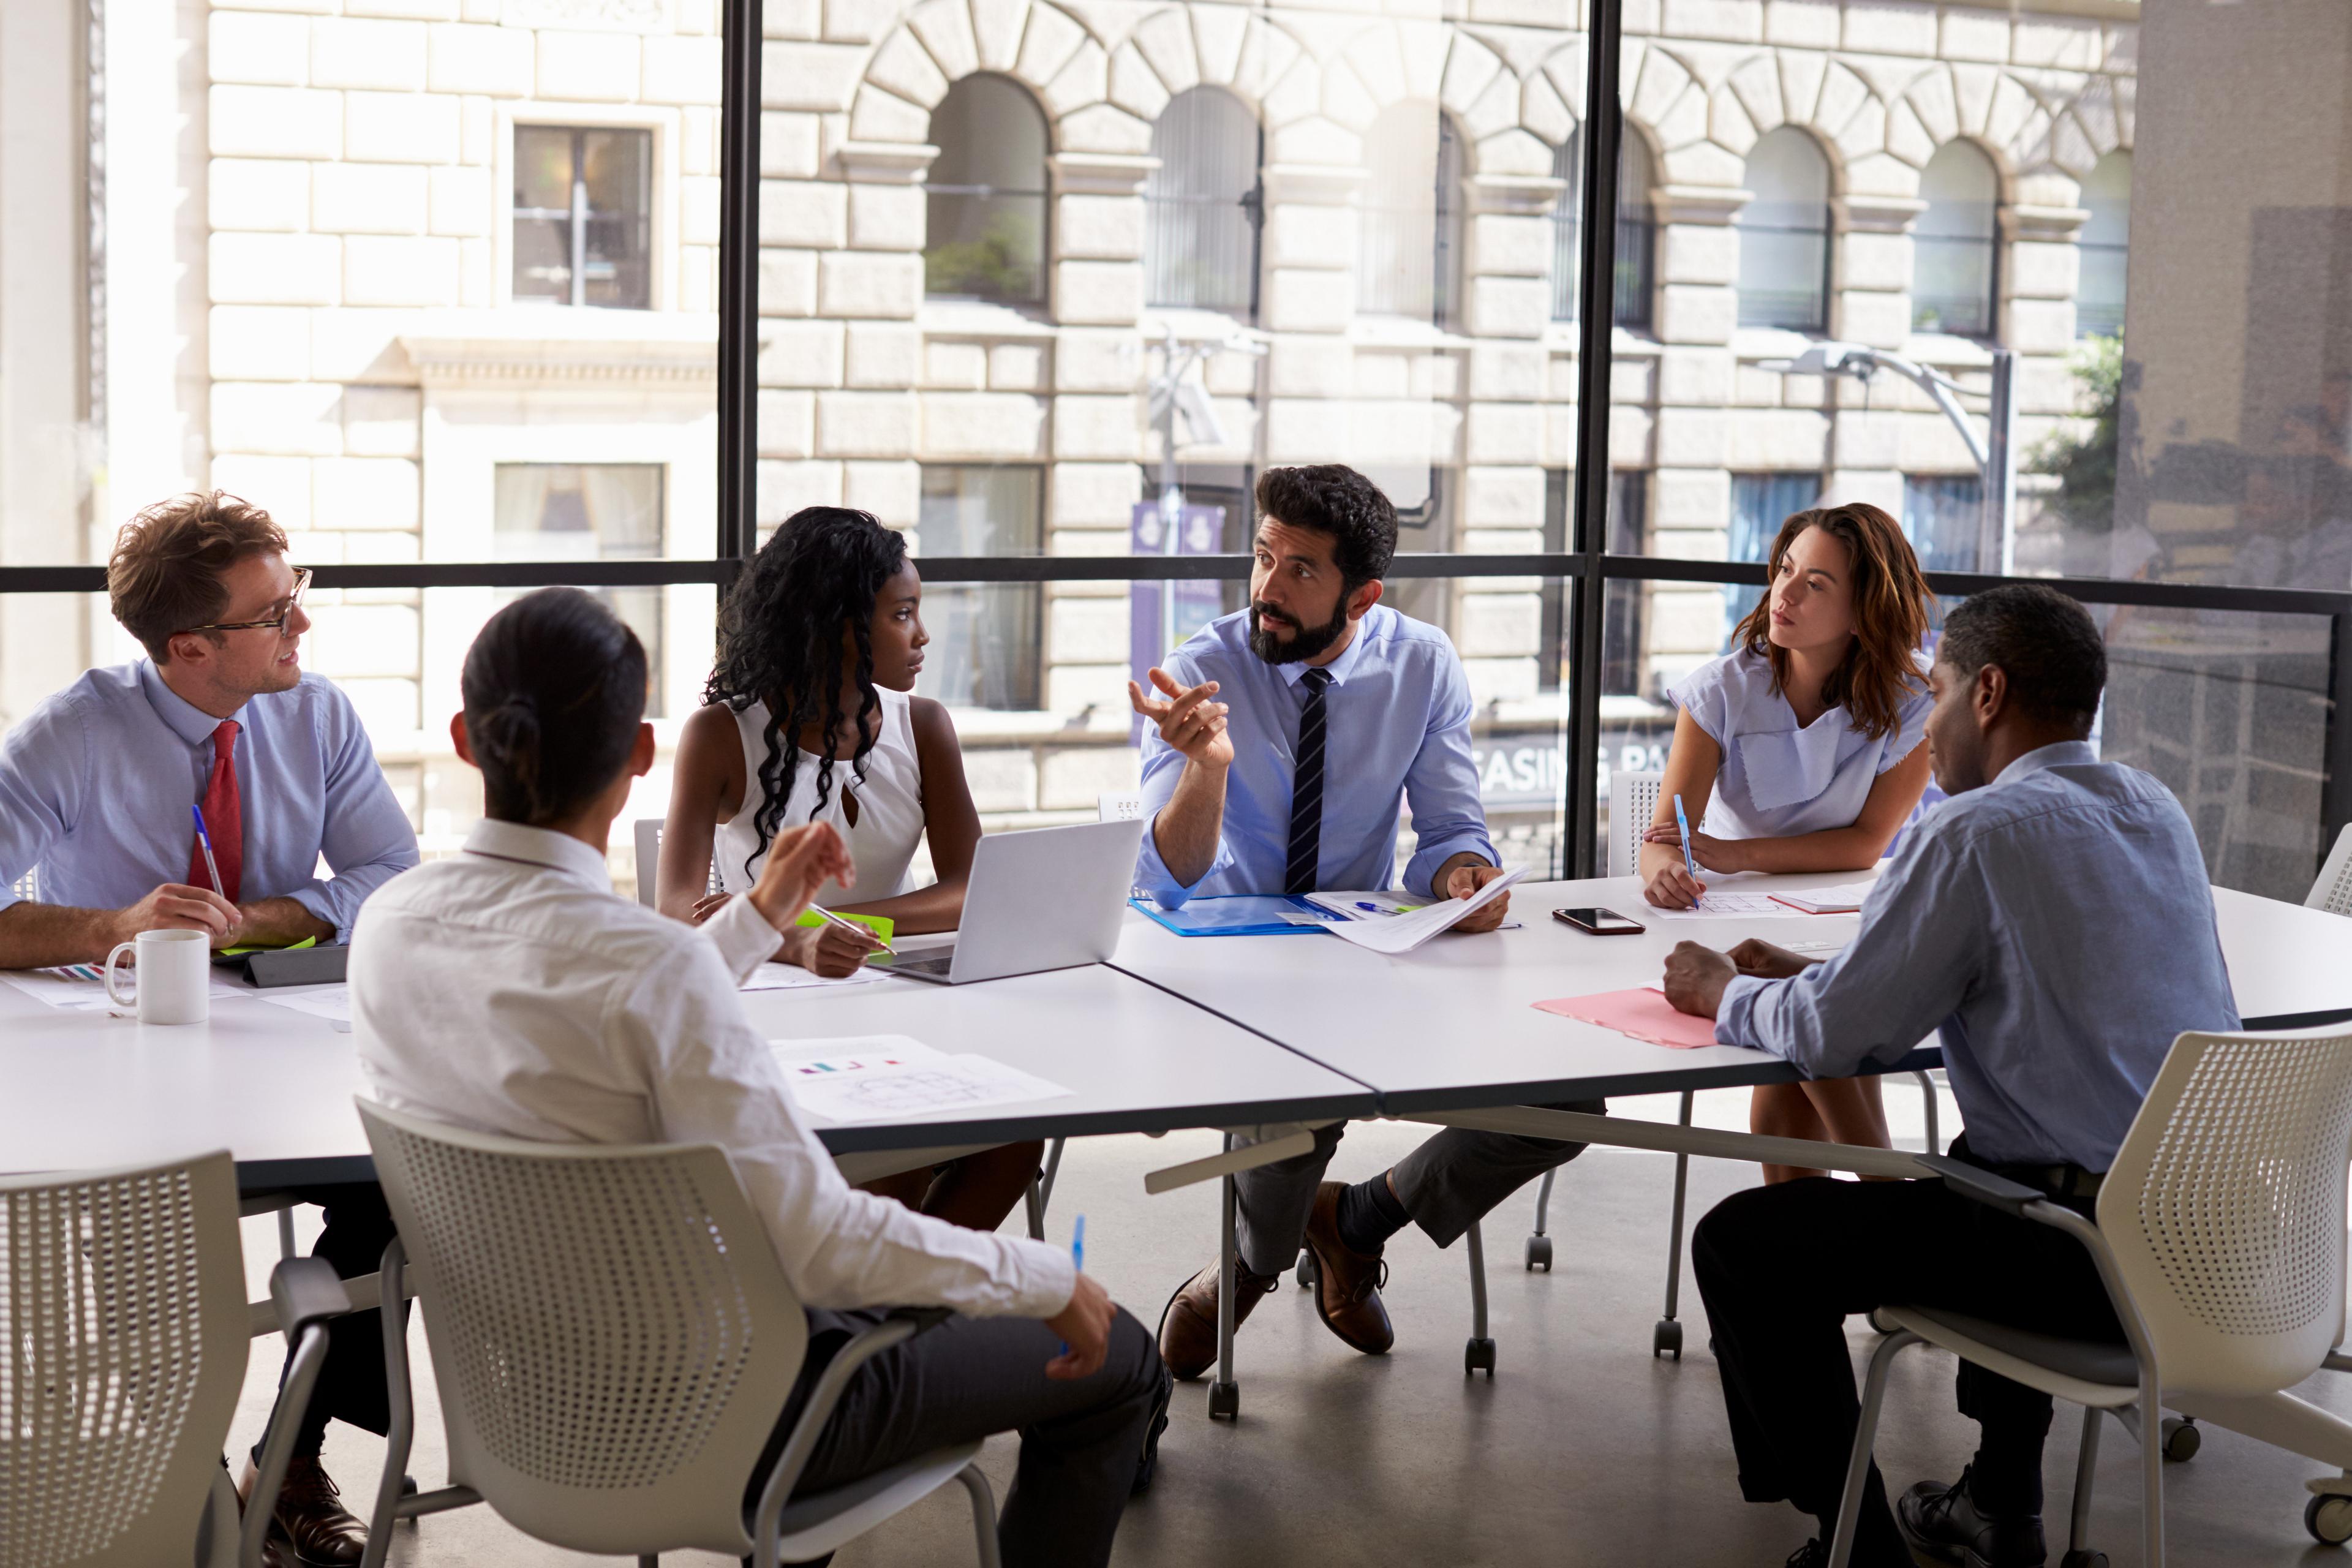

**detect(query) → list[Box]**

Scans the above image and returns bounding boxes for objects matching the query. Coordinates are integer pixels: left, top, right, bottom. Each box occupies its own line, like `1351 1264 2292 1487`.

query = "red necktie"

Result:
188 720 244 903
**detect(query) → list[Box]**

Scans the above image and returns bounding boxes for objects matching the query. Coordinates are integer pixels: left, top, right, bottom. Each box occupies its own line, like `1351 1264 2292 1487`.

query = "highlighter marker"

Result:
1672 793 1703 908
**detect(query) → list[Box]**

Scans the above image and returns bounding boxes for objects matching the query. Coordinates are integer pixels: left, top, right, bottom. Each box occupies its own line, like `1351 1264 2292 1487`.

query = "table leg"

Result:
1210 1139 1240 1421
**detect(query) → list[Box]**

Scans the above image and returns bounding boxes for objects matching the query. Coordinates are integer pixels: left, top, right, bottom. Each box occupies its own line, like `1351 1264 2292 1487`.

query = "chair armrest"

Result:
887 1305 954 1335
750 1308 960 1545
1918 1155 2045 1215
270 1256 353 1340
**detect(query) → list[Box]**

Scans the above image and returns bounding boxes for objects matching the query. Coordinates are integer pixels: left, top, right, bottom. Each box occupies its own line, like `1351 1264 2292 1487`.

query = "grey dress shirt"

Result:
1716 741 2241 1170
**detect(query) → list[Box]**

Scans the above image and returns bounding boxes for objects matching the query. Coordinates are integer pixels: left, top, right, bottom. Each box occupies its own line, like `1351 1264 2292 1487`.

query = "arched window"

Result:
924 75 1049 305
1357 106 1461 326
1145 88 1263 315
1737 128 1833 331
1913 141 1999 337
1550 126 1655 329
2077 150 2130 339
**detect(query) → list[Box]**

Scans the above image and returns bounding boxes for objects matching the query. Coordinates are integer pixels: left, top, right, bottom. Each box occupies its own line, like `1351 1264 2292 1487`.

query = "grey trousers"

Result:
1232 1101 1607 1276
755 1305 1168 1568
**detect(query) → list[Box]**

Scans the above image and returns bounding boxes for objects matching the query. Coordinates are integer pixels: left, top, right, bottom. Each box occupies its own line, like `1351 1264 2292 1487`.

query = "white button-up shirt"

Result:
352 818 1076 1319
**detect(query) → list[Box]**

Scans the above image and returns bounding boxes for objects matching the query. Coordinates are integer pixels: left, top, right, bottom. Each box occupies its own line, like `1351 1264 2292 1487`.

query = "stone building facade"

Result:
6 0 2139 876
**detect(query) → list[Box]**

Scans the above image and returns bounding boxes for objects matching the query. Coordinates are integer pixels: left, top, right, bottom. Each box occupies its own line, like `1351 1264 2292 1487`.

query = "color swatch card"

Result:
1532 987 1722 1050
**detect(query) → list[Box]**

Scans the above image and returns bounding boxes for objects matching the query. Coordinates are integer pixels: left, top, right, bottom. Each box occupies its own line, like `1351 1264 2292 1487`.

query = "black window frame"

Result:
2 0 2345 891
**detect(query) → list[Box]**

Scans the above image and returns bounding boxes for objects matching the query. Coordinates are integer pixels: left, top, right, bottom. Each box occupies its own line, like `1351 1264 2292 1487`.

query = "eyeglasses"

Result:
182 567 311 636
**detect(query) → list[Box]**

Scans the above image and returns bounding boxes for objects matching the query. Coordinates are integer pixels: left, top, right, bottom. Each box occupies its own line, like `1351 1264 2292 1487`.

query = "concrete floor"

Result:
228 1088 2352 1567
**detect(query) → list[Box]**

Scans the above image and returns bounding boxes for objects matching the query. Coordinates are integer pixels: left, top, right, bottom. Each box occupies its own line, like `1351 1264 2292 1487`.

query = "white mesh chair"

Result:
1521 770 1942 1359
356 1101 1002 1568
0 1152 249 1568
1828 1025 2352 1568
2310 824 2352 916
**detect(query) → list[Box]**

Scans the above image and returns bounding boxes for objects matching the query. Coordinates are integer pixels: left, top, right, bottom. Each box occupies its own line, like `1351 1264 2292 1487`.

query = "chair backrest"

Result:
2099 1025 2352 1398
0 1152 248 1568
358 1101 807 1558
1608 770 1664 879
632 819 662 908
2310 823 2352 917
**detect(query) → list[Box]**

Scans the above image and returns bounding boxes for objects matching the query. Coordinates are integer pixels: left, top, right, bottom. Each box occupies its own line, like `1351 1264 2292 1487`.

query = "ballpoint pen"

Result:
1061 1215 1087 1354
811 904 895 956
1672 793 1704 908
190 804 224 895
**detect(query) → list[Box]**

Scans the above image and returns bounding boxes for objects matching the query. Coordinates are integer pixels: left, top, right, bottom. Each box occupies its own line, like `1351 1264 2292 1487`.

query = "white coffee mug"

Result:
103 927 211 1025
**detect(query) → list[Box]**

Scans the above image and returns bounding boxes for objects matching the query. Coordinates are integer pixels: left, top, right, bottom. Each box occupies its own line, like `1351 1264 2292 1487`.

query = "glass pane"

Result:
1736 129 1832 331
1912 143 1999 337
1552 129 1656 330
1902 473 1986 573
915 465 1044 712
925 76 1049 304
2076 152 2131 341
1358 107 1442 322
580 129 654 311
1145 89 1261 314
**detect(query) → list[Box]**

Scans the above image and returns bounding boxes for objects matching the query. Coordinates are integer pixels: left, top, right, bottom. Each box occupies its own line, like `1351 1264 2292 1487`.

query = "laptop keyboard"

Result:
883 950 956 978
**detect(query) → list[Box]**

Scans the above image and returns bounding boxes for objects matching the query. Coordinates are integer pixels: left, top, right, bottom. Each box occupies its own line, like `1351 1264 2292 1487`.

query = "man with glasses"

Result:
0 491 418 1566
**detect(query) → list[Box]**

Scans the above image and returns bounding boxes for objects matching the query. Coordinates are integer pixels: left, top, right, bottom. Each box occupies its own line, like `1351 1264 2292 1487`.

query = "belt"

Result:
1994 1161 2105 1200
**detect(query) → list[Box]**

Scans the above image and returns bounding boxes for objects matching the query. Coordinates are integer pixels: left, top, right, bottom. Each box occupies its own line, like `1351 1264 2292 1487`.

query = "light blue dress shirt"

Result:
0 662 420 940
1136 604 1498 907
1669 647 1931 840
1715 741 2241 1170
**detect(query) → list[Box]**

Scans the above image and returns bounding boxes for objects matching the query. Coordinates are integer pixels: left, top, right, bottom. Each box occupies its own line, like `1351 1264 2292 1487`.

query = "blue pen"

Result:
1672 793 1703 908
1061 1215 1087 1354
190 804 225 895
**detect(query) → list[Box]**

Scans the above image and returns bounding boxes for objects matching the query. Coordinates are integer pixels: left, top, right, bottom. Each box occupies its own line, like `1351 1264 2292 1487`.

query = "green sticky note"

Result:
217 935 319 957
794 910 894 941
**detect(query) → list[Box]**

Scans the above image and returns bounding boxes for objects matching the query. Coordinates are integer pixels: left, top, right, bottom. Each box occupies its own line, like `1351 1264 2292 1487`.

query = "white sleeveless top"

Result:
712 690 925 907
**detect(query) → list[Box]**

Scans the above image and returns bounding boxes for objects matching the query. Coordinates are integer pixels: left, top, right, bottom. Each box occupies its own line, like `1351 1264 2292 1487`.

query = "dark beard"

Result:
1247 594 1351 664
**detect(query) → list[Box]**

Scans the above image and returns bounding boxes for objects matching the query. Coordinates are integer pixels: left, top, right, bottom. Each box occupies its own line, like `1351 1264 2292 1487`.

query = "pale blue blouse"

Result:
1668 647 1930 840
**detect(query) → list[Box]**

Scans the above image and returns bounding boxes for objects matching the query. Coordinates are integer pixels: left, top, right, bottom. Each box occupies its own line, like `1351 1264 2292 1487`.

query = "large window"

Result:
924 77 1049 306
1552 127 1656 330
512 127 653 311
2077 151 2132 340
1723 472 1823 636
1913 141 2000 337
494 464 668 715
1145 89 1262 315
1737 129 1833 332
916 465 1044 712
1903 473 1986 575
1357 107 1462 326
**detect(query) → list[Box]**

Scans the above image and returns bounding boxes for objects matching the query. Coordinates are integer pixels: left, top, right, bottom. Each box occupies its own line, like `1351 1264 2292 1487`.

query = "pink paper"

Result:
1533 986 1721 1049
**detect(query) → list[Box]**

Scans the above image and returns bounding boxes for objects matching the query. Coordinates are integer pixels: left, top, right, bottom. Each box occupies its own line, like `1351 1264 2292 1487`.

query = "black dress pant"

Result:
753 1305 1167 1568
1690 1160 2119 1564
253 1182 402 1459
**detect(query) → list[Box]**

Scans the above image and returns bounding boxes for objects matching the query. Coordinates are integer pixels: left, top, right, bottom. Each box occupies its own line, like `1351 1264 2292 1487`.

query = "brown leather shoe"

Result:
1303 1181 1393 1355
1156 1257 1280 1381
239 1455 368 1567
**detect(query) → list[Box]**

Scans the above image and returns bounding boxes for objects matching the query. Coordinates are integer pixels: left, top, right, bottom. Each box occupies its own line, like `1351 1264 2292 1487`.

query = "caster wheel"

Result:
1207 1381 1238 1422
1295 1251 1316 1289
2059 1550 2109 1568
1464 1337 1496 1378
2160 1416 2201 1462
1525 1235 1553 1272
2307 1493 2352 1546
1653 1319 1683 1359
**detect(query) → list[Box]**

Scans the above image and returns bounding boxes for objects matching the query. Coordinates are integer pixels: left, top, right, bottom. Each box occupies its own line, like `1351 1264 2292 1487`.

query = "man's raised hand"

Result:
1126 668 1233 769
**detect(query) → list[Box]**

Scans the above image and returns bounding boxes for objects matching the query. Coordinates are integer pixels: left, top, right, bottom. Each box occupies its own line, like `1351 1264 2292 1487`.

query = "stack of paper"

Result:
1319 866 1530 955
771 1035 1071 1124
743 963 889 992
254 984 353 1030
1766 882 1876 914
0 967 248 1013
1532 987 1721 1049
1643 892 1819 923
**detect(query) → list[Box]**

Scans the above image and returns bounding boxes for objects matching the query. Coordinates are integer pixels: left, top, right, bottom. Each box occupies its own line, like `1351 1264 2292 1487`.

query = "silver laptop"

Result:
874 818 1147 986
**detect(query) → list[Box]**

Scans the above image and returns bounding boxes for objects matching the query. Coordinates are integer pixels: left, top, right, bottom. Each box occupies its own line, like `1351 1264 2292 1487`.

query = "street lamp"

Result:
1758 341 2018 575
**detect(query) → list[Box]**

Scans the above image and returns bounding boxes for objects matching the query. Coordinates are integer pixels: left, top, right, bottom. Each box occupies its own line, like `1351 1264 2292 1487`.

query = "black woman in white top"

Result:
661 506 1042 1233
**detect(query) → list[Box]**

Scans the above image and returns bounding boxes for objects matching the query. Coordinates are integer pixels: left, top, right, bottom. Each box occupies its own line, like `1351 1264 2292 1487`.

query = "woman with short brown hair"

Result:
1639 501 1936 1180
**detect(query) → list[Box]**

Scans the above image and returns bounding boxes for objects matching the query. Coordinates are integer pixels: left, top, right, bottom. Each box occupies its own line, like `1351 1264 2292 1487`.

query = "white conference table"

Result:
0 958 1374 1191
1109 869 2352 1113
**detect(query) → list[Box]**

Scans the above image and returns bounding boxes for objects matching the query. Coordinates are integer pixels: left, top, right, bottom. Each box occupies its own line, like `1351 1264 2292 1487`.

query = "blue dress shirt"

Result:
1136 604 1498 907
1715 741 2241 1170
0 662 420 940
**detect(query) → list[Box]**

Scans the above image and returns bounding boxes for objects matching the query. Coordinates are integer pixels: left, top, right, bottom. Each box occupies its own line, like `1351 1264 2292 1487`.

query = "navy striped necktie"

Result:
1284 668 1334 896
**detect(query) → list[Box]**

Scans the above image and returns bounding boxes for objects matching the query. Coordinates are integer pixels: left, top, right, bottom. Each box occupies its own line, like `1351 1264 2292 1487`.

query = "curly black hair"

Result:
1254 464 1400 589
704 507 908 883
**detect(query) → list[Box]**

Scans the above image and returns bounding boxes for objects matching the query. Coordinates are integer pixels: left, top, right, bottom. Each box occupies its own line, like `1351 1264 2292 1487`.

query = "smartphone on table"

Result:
1553 907 1645 936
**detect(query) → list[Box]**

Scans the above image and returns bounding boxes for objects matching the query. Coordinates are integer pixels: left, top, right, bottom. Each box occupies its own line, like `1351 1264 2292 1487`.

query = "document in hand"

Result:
1319 865 1531 956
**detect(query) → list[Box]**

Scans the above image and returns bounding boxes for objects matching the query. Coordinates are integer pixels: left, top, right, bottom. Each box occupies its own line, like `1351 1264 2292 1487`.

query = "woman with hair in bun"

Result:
661 505 1042 1232
1641 502 1936 1182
